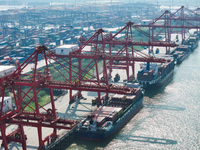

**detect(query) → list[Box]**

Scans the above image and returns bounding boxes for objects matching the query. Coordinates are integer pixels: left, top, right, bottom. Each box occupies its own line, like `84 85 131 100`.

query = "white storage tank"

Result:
0 97 13 113
55 44 78 55
0 65 16 78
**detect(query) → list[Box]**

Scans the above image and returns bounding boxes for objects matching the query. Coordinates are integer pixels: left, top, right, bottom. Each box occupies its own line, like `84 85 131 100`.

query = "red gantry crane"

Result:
0 20 181 150
79 21 177 83
0 25 176 149
0 43 146 150
1 6 200 150
133 6 200 53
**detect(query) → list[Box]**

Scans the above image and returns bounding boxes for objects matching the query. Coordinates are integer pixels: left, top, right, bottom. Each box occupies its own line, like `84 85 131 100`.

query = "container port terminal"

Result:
0 2 200 150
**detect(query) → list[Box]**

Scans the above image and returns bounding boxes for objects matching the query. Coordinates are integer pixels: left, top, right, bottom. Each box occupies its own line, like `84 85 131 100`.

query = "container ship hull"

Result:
76 91 144 141
170 45 191 65
139 69 174 89
183 35 199 52
190 41 198 51
176 51 190 64
137 60 175 89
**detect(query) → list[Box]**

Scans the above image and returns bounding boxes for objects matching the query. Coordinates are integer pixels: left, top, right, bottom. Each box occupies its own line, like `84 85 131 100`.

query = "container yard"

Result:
0 1 200 150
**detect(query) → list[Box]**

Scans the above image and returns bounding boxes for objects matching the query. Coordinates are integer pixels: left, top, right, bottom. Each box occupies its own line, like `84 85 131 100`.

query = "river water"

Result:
67 42 200 150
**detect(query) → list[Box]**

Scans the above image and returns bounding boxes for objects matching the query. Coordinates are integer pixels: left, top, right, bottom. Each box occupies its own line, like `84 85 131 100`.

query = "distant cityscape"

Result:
0 2 161 65
0 0 199 6
0 0 199 65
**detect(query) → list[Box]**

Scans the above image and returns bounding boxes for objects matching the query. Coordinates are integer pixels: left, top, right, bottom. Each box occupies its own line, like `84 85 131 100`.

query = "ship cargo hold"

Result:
183 35 199 51
171 45 191 64
137 59 175 89
76 87 144 141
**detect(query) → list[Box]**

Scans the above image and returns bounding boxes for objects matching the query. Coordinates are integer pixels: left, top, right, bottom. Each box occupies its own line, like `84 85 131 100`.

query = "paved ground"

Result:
5 90 100 149
3 62 144 149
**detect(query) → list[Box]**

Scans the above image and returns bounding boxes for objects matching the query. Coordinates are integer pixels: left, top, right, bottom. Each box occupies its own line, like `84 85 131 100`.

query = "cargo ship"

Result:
171 45 191 64
76 86 144 141
137 59 175 89
183 35 199 51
